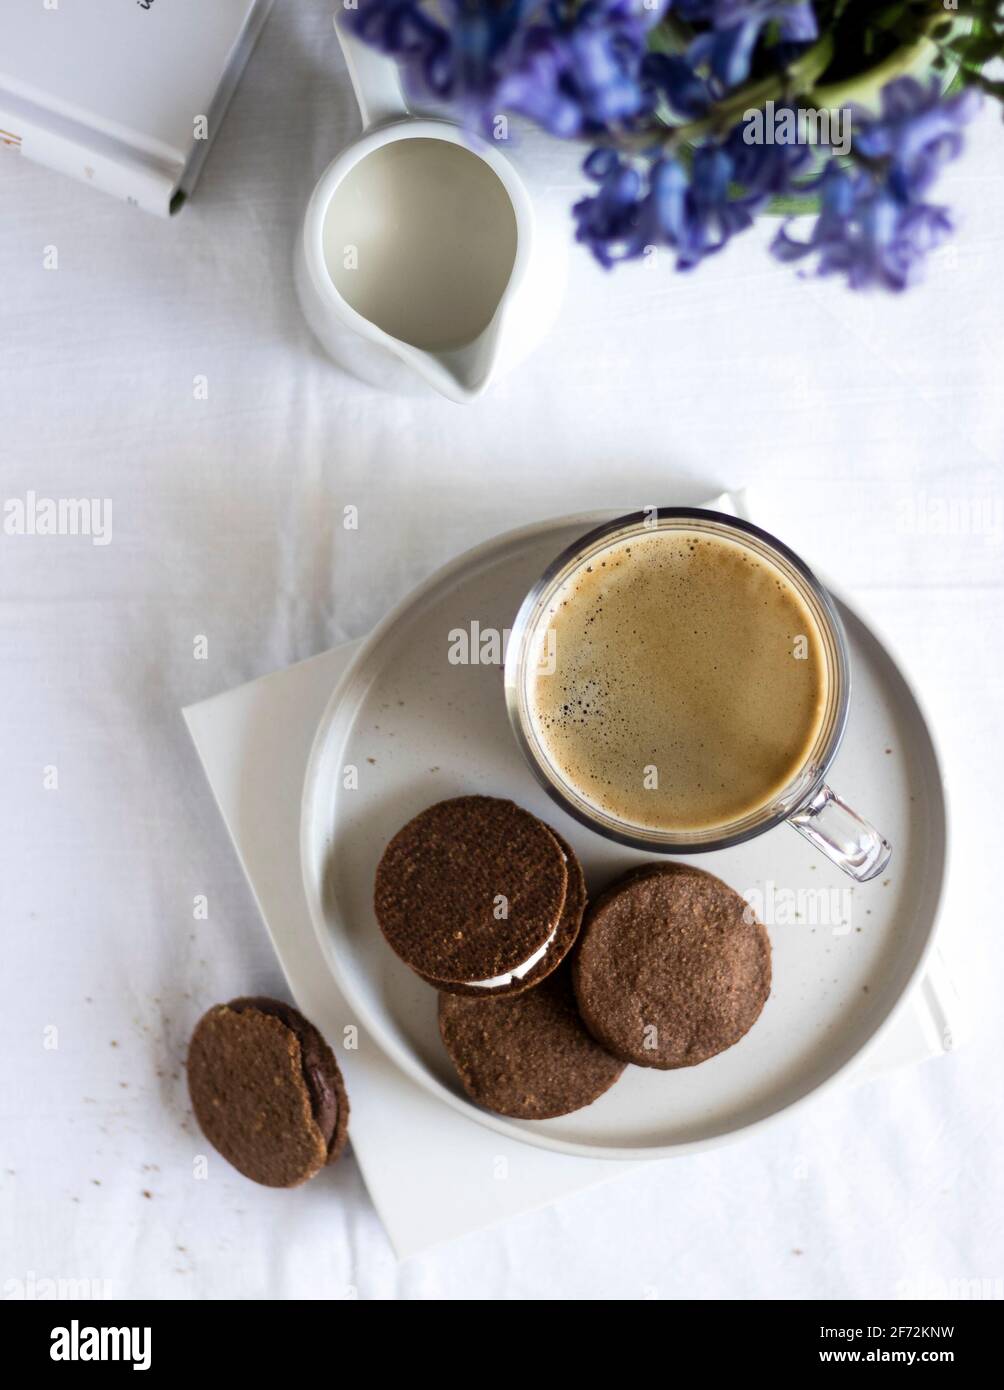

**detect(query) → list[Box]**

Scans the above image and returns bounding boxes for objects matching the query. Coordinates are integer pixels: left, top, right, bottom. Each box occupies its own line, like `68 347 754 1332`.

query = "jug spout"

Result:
372 303 510 405
429 321 504 403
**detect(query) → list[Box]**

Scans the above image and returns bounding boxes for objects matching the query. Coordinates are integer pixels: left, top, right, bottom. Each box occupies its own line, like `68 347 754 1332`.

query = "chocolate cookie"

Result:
438 965 625 1119
572 864 771 1069
187 997 349 1187
417 830 587 998
374 796 568 987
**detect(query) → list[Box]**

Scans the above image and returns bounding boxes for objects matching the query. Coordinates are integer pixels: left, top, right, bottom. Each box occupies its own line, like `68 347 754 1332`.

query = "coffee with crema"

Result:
528 529 828 833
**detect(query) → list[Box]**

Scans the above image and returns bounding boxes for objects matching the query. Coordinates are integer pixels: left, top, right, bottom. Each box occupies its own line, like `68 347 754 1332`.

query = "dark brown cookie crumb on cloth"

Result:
374 796 568 985
187 998 349 1188
418 829 587 997
572 864 771 1070
438 965 625 1119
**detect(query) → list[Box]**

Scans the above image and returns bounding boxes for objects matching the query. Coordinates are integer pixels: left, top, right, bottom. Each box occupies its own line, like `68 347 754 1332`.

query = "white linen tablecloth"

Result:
1 0 1002 1300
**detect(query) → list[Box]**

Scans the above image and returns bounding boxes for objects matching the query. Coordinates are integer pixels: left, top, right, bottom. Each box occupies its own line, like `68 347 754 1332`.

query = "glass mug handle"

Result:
787 784 892 882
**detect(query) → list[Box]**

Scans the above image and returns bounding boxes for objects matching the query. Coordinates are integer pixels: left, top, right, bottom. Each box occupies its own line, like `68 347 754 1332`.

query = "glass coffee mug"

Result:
504 509 892 882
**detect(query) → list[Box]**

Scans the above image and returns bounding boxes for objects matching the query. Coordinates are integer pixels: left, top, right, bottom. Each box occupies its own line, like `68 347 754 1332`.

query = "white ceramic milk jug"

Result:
295 15 565 404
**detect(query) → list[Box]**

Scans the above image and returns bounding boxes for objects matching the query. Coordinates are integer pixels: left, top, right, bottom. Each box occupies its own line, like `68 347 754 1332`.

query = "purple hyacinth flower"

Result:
573 149 646 266
772 78 980 290
689 20 761 92
574 130 774 269
497 2 660 136
853 78 982 198
494 32 586 137
773 164 952 291
673 0 817 39
642 51 713 120
351 0 453 98
676 0 819 90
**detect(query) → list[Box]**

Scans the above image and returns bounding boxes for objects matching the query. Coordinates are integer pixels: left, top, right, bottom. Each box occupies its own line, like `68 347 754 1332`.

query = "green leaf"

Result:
767 191 822 216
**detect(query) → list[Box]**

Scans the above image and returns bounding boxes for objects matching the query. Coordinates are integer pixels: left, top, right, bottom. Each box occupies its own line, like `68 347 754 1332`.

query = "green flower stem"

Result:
580 5 976 157
810 24 943 109
650 13 694 51
671 32 837 142
589 31 837 152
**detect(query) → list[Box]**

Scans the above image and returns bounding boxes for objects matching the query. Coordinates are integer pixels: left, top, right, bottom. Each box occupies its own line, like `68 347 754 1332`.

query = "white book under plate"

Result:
0 0 273 216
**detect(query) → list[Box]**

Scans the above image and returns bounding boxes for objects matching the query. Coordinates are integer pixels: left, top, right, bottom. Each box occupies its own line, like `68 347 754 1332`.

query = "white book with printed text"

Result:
0 0 273 215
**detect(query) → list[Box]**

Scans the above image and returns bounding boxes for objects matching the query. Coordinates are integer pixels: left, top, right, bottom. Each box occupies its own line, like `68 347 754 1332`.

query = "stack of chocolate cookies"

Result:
374 796 772 1120
375 795 622 1119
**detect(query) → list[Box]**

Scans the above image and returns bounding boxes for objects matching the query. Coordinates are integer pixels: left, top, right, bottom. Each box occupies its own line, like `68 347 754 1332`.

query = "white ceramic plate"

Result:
301 515 948 1160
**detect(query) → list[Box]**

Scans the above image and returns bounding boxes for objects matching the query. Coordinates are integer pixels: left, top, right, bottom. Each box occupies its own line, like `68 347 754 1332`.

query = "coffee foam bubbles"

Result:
529 529 828 833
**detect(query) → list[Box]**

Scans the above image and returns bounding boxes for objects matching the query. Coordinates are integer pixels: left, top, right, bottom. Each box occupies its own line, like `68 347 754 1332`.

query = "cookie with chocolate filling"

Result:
417 830 586 998
374 796 569 993
187 997 349 1187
